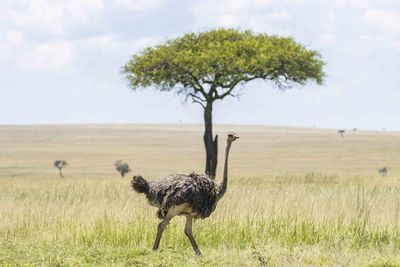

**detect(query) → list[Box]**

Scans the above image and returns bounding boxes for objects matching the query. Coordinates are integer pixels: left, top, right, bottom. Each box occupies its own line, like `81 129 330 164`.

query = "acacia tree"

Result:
54 160 68 178
115 160 131 178
123 28 325 177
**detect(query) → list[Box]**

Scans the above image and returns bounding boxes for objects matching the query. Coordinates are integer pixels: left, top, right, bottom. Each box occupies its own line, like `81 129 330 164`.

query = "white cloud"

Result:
189 0 292 32
268 11 291 20
319 33 337 45
364 9 400 35
3 0 104 34
332 0 399 8
361 35 400 50
332 0 370 8
254 0 273 5
86 34 120 49
362 9 400 50
0 44 9 61
85 34 161 53
113 0 166 11
190 0 268 19
323 11 338 30
18 42 75 70
216 14 239 27
129 37 161 51
5 31 23 45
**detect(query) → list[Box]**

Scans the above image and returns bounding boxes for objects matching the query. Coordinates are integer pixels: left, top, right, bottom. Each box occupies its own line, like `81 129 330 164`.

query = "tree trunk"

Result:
203 102 218 178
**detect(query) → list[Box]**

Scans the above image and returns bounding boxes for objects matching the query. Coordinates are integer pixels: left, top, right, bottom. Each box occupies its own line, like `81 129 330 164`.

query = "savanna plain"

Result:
1 124 400 266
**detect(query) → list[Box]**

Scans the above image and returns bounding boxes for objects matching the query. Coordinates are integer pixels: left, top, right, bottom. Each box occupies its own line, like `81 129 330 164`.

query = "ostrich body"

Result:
131 133 239 256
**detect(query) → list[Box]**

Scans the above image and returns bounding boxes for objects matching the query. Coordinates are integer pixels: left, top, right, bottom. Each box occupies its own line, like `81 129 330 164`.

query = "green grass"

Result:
1 124 400 266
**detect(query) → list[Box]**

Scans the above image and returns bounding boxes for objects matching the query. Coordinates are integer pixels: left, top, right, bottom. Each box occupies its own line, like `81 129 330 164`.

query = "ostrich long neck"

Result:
216 140 232 200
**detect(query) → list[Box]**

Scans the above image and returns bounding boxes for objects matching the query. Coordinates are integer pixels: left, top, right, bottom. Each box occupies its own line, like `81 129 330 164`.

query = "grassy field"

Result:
1 124 400 266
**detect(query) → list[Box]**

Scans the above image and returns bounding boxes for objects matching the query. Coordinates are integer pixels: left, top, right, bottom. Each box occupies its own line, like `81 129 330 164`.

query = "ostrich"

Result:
337 129 345 137
131 133 239 256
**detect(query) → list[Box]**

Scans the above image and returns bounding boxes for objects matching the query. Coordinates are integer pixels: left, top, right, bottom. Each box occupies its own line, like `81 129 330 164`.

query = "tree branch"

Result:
192 99 206 108
178 68 212 101
185 92 207 108
213 75 264 101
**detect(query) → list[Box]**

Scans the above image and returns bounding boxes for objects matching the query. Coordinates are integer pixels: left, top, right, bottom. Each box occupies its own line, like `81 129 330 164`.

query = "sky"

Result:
0 0 399 130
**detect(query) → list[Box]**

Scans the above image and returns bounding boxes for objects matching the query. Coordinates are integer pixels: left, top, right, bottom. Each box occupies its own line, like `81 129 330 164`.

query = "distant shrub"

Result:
115 160 131 178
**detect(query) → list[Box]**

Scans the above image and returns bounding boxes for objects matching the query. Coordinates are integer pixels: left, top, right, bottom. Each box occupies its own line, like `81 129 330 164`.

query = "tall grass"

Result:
1 174 400 266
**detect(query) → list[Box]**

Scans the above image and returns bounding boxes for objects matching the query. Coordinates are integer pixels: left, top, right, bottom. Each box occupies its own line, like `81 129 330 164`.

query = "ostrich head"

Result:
227 133 239 143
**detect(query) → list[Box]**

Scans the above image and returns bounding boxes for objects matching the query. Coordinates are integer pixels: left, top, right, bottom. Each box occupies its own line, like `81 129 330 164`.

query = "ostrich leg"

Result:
153 215 172 251
184 215 202 256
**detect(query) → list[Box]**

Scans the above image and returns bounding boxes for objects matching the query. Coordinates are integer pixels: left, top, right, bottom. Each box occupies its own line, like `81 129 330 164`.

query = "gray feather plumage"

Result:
137 173 218 219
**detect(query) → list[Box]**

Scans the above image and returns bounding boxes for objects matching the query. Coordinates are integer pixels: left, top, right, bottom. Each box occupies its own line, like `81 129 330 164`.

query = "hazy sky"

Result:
0 0 399 130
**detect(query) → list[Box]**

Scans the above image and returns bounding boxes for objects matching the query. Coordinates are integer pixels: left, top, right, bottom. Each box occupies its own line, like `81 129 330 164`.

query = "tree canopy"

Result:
124 28 325 106
54 160 68 169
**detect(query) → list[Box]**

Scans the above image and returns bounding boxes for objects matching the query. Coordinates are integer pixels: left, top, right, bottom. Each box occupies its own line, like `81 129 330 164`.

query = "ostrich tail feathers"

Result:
131 175 149 194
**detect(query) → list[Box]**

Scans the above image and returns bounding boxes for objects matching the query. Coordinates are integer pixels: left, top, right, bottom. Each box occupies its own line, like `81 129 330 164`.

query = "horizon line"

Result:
0 122 396 133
